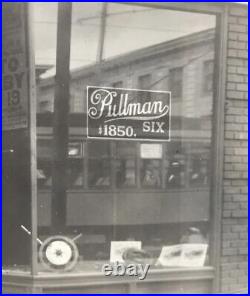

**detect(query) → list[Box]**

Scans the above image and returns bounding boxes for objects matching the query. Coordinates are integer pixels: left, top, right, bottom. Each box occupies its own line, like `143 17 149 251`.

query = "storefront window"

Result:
34 2 216 275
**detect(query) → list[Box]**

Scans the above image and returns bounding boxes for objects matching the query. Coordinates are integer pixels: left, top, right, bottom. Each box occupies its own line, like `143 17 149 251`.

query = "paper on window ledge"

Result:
110 241 142 263
157 244 208 267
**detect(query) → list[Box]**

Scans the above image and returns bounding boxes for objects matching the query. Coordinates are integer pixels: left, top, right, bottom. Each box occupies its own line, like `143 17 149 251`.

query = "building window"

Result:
169 67 183 99
166 155 186 188
37 139 210 191
203 60 214 94
70 92 75 113
37 160 52 187
38 100 52 113
112 81 123 88
138 74 151 90
140 144 162 188
67 142 84 187
115 142 136 188
88 141 111 188
138 74 152 102
188 143 210 187
37 139 52 188
37 140 84 188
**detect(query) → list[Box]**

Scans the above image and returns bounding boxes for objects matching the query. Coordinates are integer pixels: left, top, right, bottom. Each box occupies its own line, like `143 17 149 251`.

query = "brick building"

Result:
220 5 248 293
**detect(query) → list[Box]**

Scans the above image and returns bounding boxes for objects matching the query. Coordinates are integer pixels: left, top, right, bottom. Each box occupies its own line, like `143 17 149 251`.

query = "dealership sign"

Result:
3 3 29 130
87 86 171 141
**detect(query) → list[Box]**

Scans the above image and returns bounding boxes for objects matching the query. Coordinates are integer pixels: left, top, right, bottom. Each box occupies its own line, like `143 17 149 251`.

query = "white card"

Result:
157 244 208 267
110 241 142 263
140 144 162 159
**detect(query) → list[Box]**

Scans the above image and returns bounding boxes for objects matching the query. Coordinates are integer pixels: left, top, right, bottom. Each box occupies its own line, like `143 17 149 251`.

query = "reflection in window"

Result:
165 142 185 188
37 139 52 188
70 81 86 113
169 67 183 99
37 86 54 113
180 226 208 244
164 142 210 189
138 74 151 90
38 100 52 113
70 3 102 69
138 74 152 103
112 81 123 88
189 155 209 186
140 144 162 188
115 142 136 187
67 159 83 187
88 141 111 188
141 159 161 188
34 2 216 273
166 157 186 188
203 60 214 94
37 160 52 187
37 140 84 188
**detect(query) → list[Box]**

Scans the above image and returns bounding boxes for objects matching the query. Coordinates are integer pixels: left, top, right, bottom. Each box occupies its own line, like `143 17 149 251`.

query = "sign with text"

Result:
3 3 29 130
140 143 163 159
87 86 171 141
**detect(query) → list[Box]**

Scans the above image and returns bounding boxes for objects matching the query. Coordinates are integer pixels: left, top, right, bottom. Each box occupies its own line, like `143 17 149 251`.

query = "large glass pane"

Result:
3 3 33 273
33 3 57 113
35 2 216 275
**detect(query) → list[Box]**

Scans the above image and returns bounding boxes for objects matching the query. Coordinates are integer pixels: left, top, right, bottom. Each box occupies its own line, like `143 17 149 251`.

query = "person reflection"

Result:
95 162 110 186
142 161 160 187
